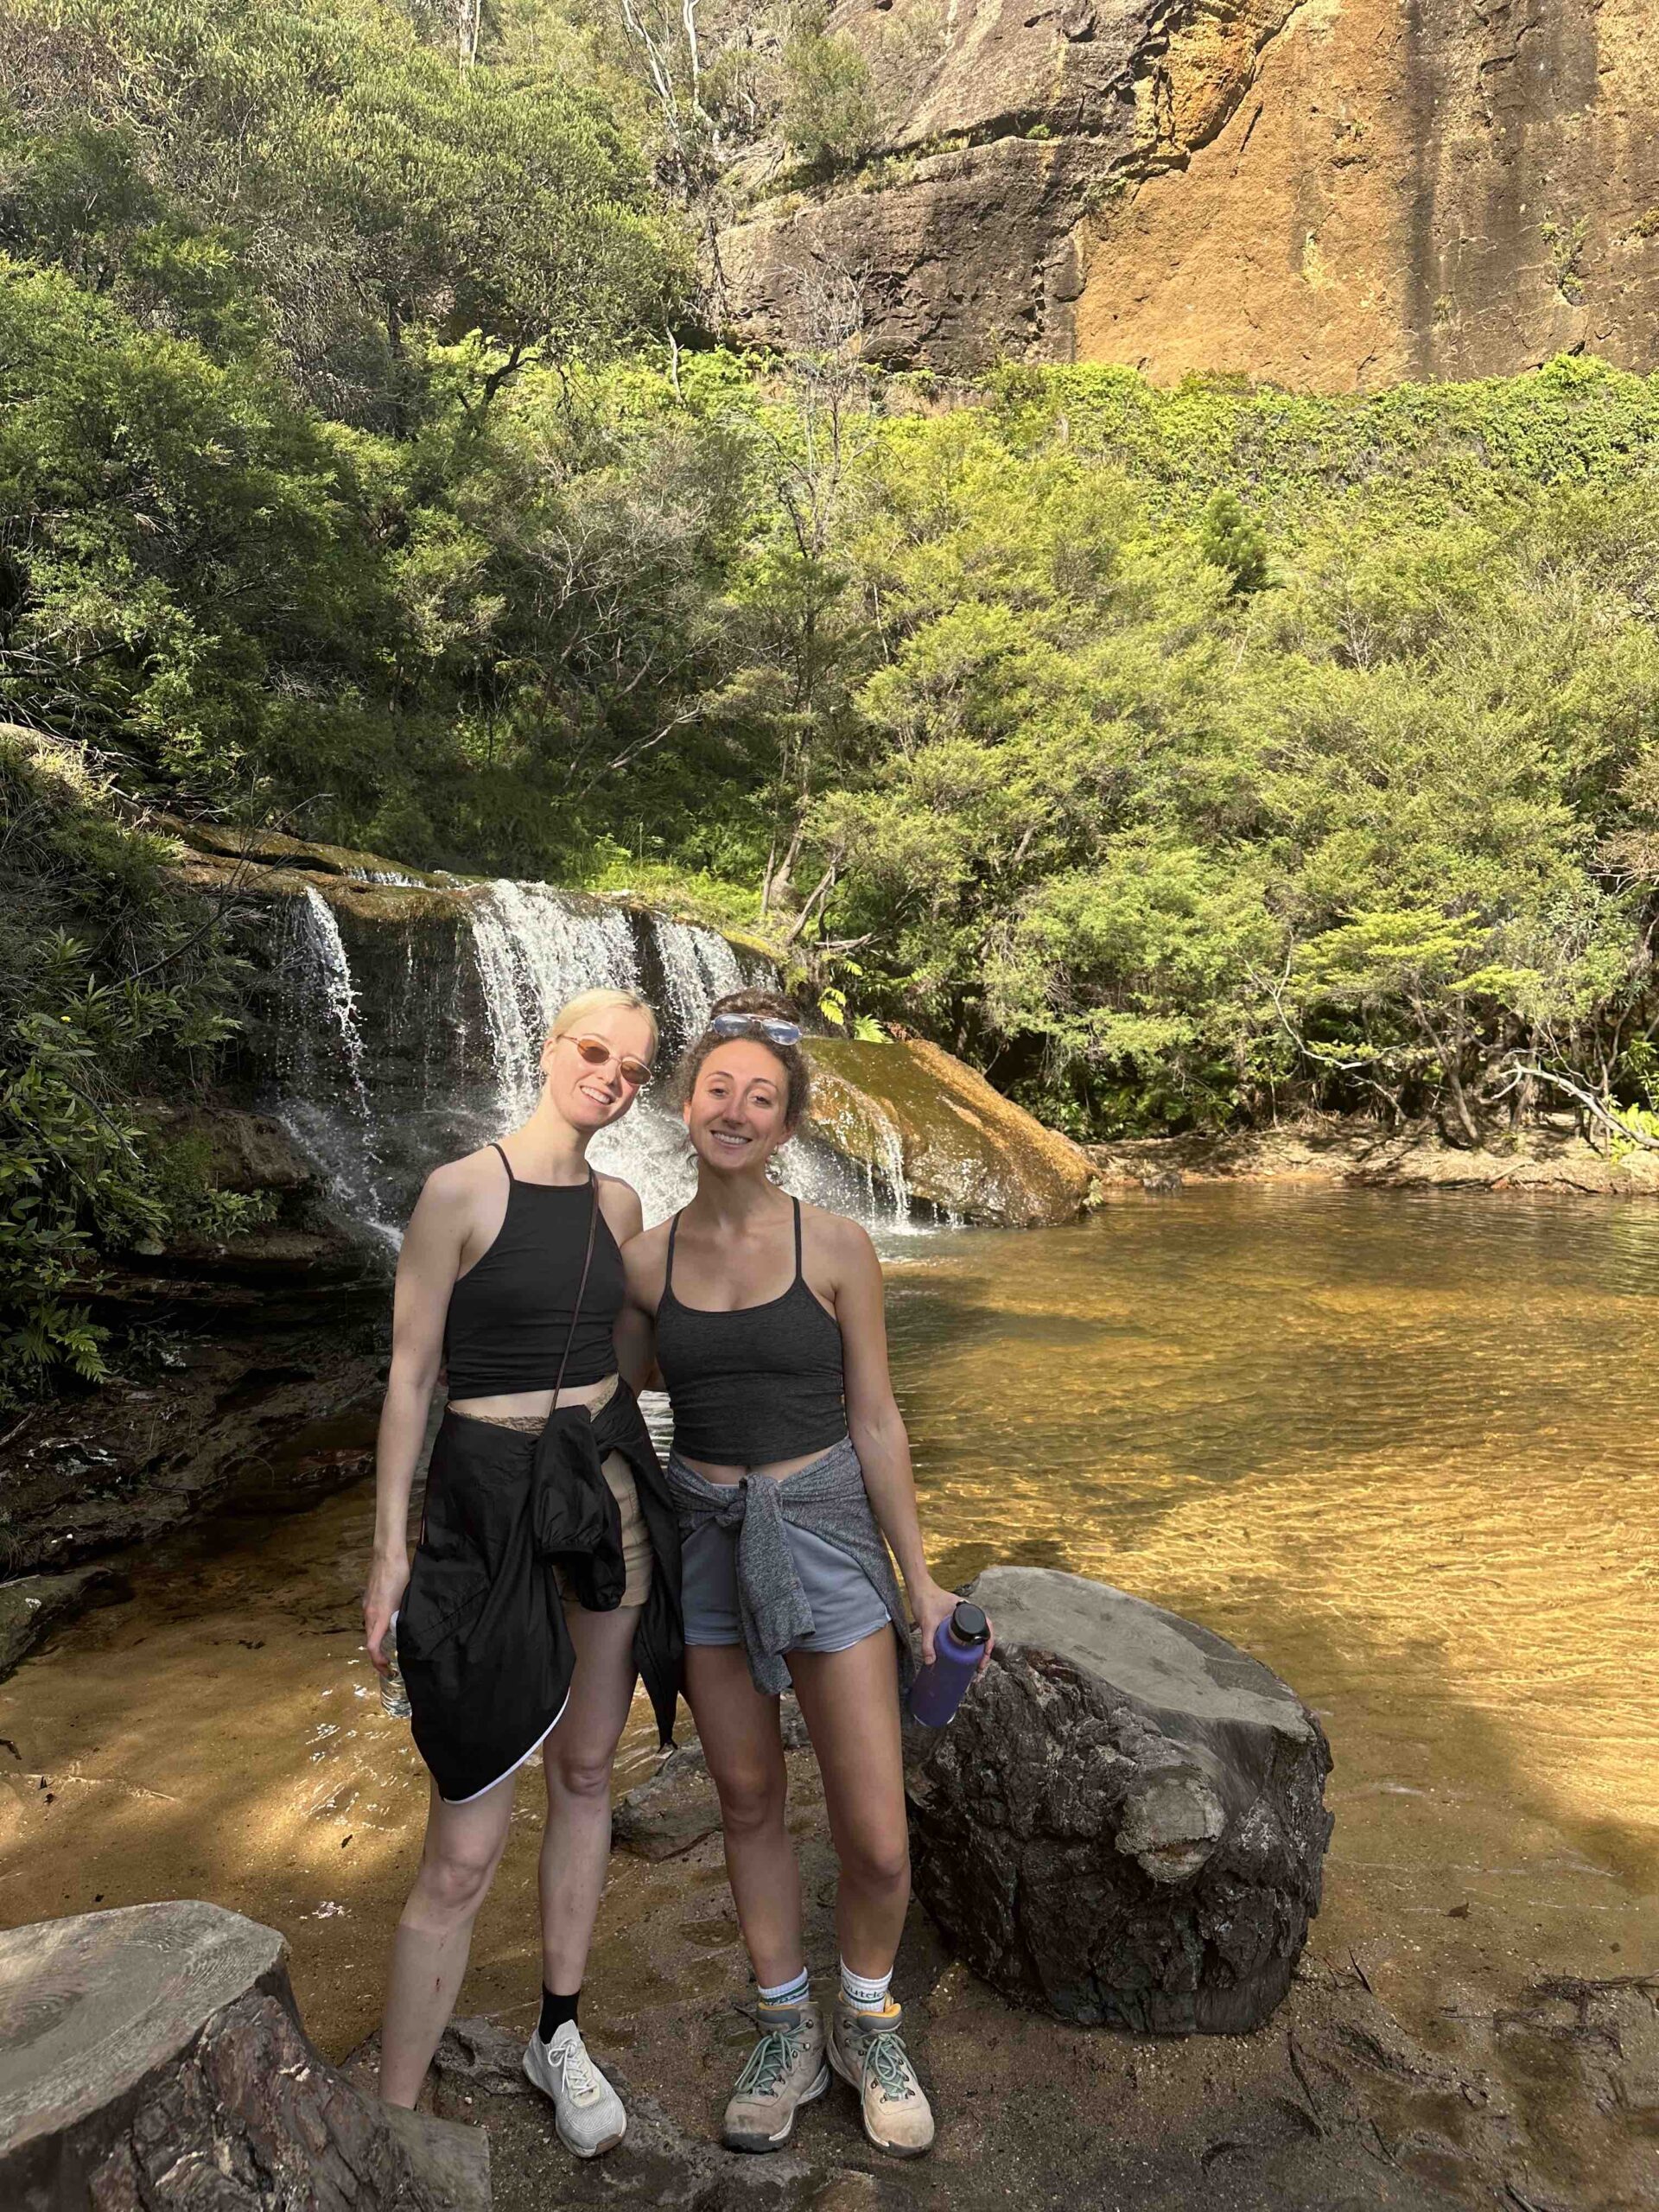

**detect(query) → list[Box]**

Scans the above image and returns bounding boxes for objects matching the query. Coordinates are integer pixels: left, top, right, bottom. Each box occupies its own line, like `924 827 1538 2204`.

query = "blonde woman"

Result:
362 988 682 2157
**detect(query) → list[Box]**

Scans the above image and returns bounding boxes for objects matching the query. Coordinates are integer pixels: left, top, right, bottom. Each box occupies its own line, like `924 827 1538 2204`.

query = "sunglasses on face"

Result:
557 1033 654 1088
706 1012 803 1046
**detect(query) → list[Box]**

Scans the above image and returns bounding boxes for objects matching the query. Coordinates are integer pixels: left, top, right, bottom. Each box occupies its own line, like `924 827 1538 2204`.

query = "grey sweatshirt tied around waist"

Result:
664 1437 916 1700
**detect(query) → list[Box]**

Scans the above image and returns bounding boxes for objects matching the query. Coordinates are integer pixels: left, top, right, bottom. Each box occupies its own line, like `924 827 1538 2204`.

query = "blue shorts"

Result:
672 1445 893 1656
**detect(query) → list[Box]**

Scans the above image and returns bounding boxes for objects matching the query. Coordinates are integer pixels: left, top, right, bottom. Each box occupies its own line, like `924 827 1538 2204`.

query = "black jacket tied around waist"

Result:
397 1382 683 1804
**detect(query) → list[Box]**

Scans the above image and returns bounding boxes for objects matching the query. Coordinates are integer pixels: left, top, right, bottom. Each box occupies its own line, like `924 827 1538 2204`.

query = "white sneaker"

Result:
522 2018 627 2158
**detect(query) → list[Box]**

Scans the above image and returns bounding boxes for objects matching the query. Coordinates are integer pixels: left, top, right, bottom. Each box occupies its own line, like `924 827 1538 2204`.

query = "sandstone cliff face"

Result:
717 0 1659 386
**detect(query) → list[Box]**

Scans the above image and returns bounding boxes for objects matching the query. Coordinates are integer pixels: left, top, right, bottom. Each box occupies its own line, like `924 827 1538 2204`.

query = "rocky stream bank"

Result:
1088 1118 1659 1199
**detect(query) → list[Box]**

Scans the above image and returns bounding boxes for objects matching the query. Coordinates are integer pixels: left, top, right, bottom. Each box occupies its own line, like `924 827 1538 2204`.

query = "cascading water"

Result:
467 880 638 1116
465 882 675 1218
863 1097 915 1234
653 917 746 1041
273 887 397 1243
300 887 371 1116
461 887 913 1230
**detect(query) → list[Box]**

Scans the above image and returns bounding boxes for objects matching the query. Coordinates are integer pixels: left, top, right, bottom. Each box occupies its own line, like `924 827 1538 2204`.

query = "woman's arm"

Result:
362 1166 467 1674
834 1220 991 1671
617 1218 668 1395
600 1180 654 1393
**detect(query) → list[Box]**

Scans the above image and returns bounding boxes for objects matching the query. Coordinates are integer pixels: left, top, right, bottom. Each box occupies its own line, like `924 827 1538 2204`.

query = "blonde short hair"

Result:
548 987 659 1059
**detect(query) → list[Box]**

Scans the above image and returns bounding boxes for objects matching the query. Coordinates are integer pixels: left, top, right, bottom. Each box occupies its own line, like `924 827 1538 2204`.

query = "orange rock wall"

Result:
718 0 1659 387
1076 0 1659 386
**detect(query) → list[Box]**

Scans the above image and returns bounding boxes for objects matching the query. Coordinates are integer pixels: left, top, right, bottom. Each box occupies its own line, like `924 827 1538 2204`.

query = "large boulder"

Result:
906 1567 1332 2035
0 1902 488 2210
807 1038 1092 1227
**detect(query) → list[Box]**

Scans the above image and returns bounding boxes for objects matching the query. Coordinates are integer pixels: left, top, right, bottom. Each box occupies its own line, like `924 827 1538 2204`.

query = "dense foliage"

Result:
4 0 1659 1402
798 372 1659 1135
0 730 264 1407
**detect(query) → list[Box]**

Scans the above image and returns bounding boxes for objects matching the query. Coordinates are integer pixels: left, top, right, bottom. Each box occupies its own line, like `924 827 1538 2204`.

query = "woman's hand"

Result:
909 1574 995 1676
909 1576 958 1667
364 1548 411 1675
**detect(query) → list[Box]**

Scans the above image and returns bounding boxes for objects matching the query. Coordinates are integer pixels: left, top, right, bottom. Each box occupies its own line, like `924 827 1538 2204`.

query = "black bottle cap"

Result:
950 1602 990 1645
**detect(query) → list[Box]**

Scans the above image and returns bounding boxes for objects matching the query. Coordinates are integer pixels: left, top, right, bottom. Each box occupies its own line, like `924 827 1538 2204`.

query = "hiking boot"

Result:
828 1995 935 2157
722 1996 830 2152
522 2018 626 2158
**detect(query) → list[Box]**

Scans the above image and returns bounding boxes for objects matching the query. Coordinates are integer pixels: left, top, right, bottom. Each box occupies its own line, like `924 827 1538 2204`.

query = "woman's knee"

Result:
549 1743 618 1803
712 1757 788 1840
410 1840 500 1922
838 1821 910 1896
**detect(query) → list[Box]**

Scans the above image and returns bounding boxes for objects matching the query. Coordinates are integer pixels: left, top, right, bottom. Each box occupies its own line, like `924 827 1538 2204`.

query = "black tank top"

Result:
655 1198 848 1465
442 1147 623 1398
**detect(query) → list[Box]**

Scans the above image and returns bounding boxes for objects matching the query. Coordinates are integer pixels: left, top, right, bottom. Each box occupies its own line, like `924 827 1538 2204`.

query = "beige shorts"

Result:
555 1450 653 1610
462 1385 653 1610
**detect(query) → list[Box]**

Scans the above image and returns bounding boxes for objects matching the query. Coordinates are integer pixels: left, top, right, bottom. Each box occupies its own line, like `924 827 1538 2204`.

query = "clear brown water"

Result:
3 1187 1656 2065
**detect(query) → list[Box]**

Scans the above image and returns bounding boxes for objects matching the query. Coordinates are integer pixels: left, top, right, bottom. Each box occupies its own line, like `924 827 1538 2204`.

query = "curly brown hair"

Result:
676 988 811 1128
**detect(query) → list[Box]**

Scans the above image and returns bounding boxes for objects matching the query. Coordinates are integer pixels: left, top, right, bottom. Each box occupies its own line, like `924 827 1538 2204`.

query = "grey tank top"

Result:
655 1198 848 1465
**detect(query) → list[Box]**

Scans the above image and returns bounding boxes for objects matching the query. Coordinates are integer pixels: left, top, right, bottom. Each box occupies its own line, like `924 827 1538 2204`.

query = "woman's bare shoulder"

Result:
799 1200 878 1280
620 1211 672 1305
402 1147 499 1258
420 1144 503 1199
594 1169 645 1240
624 1211 673 1263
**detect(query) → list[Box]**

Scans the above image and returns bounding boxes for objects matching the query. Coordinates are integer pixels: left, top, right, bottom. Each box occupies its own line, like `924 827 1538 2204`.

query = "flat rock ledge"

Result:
906 1567 1333 2037
0 1901 487 2211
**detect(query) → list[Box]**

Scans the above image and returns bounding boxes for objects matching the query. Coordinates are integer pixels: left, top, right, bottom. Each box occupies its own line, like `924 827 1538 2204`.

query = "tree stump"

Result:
906 1567 1334 2035
0 1901 488 2209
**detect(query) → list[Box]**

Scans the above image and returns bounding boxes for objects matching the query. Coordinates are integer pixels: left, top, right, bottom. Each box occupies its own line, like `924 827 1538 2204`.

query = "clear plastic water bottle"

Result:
907 1601 990 1727
379 1611 411 1720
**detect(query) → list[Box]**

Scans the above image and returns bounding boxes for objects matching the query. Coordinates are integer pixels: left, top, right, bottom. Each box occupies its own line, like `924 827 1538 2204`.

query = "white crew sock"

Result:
758 1965 810 2007
840 1960 894 2016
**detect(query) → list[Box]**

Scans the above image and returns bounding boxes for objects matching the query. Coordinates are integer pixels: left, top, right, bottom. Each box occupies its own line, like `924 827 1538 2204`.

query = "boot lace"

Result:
734 2023 801 2101
867 2026 920 2104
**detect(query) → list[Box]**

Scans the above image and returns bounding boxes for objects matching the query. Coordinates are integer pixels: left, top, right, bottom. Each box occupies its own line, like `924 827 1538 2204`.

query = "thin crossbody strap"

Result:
552 1173 601 1402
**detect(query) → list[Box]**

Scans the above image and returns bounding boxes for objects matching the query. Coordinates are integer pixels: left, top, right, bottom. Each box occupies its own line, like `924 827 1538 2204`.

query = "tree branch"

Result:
1491 1063 1659 1152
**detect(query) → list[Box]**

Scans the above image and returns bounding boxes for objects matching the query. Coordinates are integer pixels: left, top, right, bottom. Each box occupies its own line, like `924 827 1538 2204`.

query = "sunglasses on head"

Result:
557 1033 654 1088
707 1012 803 1046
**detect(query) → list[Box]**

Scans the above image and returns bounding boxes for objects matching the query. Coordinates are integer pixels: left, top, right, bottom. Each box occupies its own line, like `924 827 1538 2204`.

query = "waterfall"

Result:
275 888 396 1243
466 884 699 1222
461 887 882 1229
864 1096 915 1233
299 887 371 1118
652 917 746 1041
469 880 639 1105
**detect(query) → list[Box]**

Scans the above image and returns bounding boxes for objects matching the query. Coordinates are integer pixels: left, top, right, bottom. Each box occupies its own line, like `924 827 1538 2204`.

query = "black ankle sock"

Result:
537 1986 579 2043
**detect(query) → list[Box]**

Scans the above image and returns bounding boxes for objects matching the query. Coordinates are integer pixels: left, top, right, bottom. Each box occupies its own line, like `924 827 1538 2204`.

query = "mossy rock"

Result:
807 1037 1091 1226
167 819 455 887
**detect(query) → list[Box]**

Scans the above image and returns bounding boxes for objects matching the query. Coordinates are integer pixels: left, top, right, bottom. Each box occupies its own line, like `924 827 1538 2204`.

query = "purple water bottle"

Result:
907 1602 990 1727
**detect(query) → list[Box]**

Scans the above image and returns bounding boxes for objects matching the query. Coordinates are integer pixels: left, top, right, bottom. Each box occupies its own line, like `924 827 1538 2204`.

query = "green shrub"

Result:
0 728 250 1404
779 25 882 172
